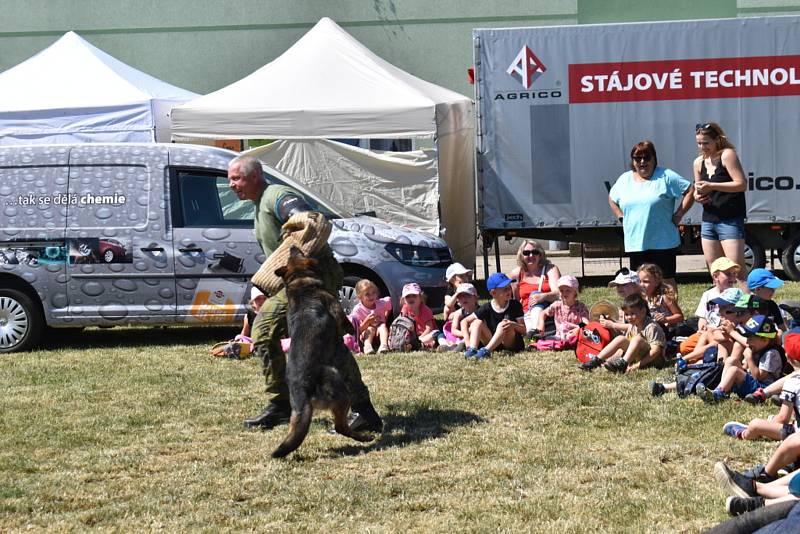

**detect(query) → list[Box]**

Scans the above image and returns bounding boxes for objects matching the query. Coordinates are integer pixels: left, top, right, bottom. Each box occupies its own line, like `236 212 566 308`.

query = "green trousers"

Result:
249 250 371 406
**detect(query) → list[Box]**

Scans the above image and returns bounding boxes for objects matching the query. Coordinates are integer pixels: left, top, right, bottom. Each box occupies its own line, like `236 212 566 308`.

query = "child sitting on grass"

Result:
598 267 642 336
723 366 800 441
580 293 665 373
348 278 392 354
399 282 439 349
748 268 788 331
463 272 526 360
677 256 741 356
533 275 589 348
437 282 478 352
697 315 785 403
637 263 684 336
442 262 473 319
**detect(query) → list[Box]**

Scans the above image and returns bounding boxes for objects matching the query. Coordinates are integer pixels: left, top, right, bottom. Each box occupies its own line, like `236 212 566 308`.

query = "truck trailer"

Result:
473 15 800 279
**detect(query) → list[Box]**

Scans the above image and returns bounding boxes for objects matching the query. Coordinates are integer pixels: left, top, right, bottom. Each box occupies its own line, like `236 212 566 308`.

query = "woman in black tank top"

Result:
693 122 747 280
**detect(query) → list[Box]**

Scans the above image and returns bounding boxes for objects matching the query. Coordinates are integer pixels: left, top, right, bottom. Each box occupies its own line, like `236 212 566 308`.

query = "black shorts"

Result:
628 248 678 279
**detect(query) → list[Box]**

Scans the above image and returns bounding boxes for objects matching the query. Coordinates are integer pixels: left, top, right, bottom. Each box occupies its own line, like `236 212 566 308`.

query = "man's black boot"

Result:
348 401 383 433
243 401 290 429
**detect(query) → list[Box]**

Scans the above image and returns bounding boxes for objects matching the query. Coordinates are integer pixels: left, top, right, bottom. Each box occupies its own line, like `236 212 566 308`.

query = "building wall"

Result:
1 0 798 98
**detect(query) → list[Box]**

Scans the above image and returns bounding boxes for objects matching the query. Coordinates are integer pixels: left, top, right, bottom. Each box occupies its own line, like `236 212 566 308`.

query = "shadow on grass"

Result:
40 325 239 351
328 404 486 456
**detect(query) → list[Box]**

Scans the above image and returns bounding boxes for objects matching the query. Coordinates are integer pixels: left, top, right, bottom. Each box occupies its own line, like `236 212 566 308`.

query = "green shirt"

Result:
253 184 301 256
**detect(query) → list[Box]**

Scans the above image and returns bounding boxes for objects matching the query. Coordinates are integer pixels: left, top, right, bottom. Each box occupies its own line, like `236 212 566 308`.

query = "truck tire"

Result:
781 232 800 281
0 288 44 353
744 233 766 272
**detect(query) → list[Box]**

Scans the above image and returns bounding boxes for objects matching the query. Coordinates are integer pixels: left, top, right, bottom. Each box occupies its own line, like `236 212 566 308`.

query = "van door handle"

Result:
142 246 166 252
178 247 203 253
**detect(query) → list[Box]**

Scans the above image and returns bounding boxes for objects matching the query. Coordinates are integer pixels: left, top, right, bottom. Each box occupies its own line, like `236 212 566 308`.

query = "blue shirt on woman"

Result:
609 166 690 252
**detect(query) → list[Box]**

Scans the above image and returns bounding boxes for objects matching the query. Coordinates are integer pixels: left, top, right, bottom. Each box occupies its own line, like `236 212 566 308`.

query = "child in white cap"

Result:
438 282 479 352
239 286 267 341
443 262 473 319
535 275 589 347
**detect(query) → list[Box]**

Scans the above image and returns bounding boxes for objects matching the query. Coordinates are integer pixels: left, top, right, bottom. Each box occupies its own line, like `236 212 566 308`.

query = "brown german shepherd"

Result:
271 247 374 458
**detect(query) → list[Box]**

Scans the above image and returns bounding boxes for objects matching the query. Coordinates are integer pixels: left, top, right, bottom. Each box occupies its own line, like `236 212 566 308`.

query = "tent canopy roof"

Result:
0 31 198 112
171 17 471 139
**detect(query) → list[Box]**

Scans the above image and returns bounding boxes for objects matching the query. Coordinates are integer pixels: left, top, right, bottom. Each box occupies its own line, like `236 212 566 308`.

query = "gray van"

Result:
0 143 451 353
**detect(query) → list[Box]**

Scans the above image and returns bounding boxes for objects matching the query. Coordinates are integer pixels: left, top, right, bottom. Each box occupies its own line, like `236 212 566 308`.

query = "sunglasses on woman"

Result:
522 249 541 257
632 154 652 162
695 123 712 132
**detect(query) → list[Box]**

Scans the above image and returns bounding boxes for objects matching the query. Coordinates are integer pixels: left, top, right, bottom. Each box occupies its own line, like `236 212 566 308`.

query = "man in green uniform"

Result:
228 155 383 432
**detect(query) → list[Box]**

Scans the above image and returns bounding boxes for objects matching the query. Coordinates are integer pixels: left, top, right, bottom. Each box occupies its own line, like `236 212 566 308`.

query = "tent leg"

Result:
482 233 491 280
494 234 501 274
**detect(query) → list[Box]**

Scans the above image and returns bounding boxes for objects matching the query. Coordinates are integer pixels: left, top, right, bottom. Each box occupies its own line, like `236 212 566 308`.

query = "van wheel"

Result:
0 288 43 353
781 232 800 281
744 233 766 272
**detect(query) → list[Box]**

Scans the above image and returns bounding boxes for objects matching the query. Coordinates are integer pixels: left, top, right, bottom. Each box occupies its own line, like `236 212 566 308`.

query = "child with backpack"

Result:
580 293 665 373
697 315 785 403
463 272 526 360
348 278 392 354
438 282 478 352
531 275 589 350
395 282 439 349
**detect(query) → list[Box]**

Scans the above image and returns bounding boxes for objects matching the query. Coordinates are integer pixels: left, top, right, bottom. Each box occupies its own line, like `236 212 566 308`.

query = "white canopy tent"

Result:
171 17 475 265
0 31 198 144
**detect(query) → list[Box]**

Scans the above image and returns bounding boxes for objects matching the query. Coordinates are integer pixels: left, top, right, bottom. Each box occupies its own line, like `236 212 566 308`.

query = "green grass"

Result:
2 281 800 532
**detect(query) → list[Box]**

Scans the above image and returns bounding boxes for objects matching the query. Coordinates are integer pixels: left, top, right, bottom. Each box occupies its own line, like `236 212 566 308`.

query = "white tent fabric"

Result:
246 139 440 233
0 31 198 144
171 17 475 265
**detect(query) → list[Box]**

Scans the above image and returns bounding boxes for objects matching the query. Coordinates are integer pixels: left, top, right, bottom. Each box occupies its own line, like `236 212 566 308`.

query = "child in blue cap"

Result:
462 272 525 359
748 268 788 331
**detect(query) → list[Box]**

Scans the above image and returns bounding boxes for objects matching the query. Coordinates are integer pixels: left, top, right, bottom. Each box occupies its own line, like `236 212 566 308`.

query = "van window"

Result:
172 170 253 228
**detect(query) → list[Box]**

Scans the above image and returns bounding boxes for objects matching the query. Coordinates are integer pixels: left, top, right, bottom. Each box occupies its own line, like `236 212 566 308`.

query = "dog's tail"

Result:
271 398 313 458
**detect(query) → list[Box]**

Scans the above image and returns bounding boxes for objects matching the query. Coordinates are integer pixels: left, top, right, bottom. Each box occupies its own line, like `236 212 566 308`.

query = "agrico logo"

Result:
507 45 547 89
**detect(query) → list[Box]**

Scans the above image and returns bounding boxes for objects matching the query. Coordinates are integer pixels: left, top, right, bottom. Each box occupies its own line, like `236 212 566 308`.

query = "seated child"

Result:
238 286 267 341
649 291 752 397
697 315 785 403
638 263 684 336
442 262 473 319
399 282 439 349
438 282 478 352
600 267 641 333
748 268 788 331
580 293 665 373
677 257 741 355
348 278 392 354
534 275 589 348
463 272 525 359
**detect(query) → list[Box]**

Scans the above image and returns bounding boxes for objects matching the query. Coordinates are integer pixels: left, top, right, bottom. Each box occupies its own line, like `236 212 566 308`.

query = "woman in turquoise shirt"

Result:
608 140 695 290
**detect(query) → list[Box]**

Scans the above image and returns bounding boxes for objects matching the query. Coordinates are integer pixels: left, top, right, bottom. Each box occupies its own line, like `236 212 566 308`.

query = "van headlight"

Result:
384 243 452 267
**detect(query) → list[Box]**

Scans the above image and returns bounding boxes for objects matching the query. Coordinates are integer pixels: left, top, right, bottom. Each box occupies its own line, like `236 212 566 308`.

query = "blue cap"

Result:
790 471 800 497
487 272 513 291
710 288 744 306
747 268 784 290
735 314 778 338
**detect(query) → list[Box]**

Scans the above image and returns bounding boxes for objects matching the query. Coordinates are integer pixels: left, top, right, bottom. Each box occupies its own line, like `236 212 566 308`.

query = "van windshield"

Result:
263 171 348 219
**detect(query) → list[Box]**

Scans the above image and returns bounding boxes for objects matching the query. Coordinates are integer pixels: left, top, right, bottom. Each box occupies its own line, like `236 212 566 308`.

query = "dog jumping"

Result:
271 247 374 458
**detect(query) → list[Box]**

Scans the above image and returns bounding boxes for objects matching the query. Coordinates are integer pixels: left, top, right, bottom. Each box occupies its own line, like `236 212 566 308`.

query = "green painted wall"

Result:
1 0 799 98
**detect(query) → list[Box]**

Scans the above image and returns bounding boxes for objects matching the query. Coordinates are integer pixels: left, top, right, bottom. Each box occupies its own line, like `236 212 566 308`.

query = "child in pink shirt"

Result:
348 279 392 354
400 282 438 348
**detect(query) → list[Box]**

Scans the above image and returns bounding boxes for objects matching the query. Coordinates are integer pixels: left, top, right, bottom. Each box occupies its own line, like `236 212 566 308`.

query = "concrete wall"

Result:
2 0 797 99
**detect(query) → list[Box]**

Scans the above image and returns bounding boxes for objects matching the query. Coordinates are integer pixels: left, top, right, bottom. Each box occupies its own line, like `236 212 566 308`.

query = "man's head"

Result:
228 155 264 201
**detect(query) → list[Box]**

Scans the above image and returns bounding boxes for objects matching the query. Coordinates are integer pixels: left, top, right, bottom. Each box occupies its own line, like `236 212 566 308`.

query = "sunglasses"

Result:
695 122 712 132
614 267 631 276
632 154 653 163
522 249 541 257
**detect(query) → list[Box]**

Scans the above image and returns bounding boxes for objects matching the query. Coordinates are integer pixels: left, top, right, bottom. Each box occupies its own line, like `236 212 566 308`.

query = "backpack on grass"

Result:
575 321 612 363
387 314 421 352
676 361 724 398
